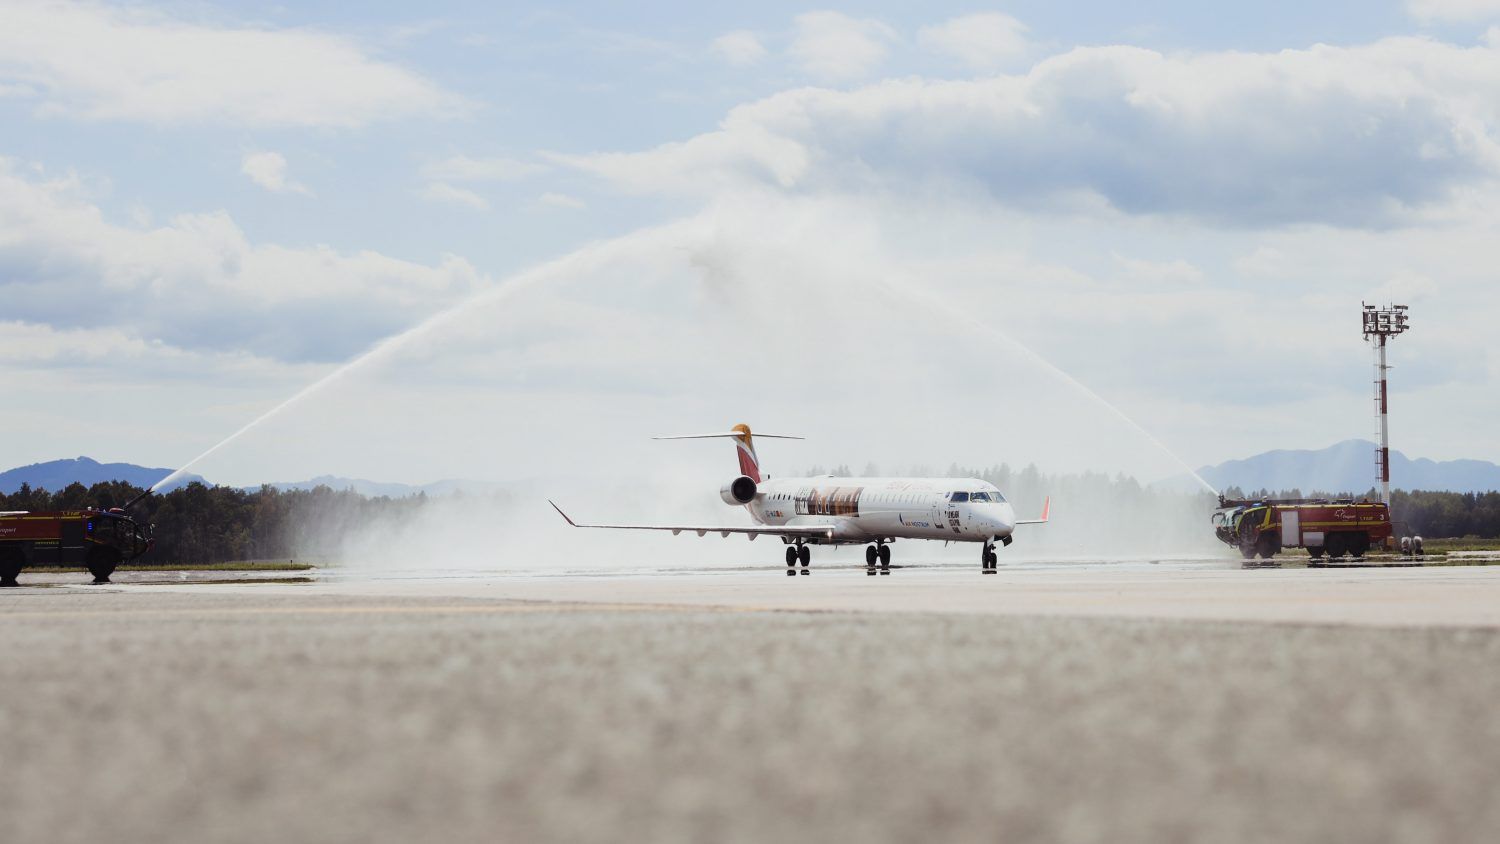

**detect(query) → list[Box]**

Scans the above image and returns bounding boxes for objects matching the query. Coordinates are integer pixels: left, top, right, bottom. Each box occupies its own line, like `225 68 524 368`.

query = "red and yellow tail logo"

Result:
732 423 761 483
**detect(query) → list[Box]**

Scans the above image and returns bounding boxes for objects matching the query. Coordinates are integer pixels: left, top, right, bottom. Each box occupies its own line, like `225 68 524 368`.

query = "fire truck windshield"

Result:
91 514 150 555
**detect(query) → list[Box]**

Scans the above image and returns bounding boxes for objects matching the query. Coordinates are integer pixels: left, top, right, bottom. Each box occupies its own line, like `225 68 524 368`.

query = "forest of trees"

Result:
0 480 432 565
2 473 1497 566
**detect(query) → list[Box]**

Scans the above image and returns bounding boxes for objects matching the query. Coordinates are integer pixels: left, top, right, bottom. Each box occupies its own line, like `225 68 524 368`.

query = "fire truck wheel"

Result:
1256 535 1279 559
1308 546 1325 559
86 549 119 584
1325 534 1346 559
1239 545 1257 560
1350 534 1369 559
0 549 21 587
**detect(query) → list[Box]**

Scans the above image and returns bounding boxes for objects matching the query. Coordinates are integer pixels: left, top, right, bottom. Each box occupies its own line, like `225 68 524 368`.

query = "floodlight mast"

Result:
1362 303 1410 505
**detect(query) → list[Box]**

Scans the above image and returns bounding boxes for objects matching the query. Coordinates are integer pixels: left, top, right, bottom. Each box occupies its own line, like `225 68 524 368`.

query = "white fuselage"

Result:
746 476 1017 545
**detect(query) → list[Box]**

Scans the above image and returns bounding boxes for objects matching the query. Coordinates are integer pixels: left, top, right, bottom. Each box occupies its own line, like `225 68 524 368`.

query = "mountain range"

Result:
1196 439 1500 495
5 439 1499 498
0 457 515 499
0 457 204 495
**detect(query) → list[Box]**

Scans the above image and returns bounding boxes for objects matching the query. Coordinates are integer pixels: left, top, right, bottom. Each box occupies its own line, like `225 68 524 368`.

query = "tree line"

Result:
0 481 430 565
2 474 1497 567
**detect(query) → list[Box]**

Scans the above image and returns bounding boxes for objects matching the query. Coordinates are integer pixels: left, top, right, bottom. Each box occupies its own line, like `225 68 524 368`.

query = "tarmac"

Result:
3 560 1499 843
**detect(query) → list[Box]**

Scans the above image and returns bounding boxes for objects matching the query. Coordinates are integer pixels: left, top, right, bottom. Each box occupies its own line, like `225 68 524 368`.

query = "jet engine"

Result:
720 475 757 506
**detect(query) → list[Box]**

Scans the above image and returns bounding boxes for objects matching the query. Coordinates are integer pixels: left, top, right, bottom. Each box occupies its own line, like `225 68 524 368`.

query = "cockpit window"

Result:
949 492 969 502
970 492 990 502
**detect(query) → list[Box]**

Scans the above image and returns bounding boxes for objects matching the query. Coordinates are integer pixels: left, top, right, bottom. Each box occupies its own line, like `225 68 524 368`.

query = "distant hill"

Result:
0 456 523 500
0 457 204 495
1197 439 1500 495
252 476 517 498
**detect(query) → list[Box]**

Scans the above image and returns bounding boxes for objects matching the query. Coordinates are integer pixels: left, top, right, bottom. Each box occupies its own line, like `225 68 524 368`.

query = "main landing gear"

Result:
864 544 892 576
786 543 811 576
981 542 998 574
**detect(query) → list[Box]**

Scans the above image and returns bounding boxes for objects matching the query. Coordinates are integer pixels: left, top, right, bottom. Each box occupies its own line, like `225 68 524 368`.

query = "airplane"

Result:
549 423 1049 576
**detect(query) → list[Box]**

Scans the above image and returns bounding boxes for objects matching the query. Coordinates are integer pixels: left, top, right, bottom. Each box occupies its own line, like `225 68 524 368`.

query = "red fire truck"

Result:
1212 497 1393 560
0 508 154 586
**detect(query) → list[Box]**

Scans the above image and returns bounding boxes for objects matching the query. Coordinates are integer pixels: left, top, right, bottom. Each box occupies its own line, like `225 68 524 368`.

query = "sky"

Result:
3 0 1500 489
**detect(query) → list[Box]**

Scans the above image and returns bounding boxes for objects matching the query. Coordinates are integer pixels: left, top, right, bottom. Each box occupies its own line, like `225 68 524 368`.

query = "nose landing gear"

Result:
981 543 998 574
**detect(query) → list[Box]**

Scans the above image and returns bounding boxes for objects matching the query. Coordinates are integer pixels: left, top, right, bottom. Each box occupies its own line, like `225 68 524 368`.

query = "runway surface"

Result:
4 561 1499 843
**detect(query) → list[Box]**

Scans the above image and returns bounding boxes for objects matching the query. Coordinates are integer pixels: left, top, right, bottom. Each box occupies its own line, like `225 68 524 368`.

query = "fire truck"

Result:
1212 497 1393 560
0 508 154 586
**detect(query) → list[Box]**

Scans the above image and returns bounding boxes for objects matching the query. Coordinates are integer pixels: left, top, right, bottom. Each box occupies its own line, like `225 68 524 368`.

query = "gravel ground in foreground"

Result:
2 590 1498 844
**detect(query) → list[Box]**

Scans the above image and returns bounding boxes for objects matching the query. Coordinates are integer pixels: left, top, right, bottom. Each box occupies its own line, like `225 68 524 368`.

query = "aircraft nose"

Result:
994 505 1016 538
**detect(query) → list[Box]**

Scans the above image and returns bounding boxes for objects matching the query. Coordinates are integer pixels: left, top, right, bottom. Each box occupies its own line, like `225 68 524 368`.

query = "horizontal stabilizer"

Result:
653 432 804 441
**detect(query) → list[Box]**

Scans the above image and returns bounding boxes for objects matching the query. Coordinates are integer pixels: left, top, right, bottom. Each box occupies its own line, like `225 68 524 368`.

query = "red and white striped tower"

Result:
1362 303 1410 505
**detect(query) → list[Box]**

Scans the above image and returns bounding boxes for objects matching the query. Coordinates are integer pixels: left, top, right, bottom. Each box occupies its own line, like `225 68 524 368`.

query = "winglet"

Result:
548 499 579 527
1014 496 1051 526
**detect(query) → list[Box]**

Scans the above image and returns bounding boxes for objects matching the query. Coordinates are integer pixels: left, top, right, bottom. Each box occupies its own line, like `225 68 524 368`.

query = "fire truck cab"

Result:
1213 497 1392 561
0 509 154 586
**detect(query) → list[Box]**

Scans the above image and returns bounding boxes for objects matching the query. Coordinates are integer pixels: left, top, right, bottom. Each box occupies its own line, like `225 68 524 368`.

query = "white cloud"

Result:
240 151 310 195
1408 0 1500 21
917 13 1030 72
538 192 586 209
555 37 1500 227
788 11 897 81
419 182 490 211
0 0 467 127
0 158 487 362
421 155 548 182
712 30 768 66
1112 254 1204 285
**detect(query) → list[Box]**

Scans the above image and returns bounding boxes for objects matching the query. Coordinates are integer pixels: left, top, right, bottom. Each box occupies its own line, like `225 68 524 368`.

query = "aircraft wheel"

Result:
866 546 878 565
798 545 811 567
877 545 891 574
786 546 797 575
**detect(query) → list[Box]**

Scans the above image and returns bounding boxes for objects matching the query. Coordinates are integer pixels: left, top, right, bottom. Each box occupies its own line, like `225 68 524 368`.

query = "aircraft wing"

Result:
548 501 836 540
1014 497 1051 526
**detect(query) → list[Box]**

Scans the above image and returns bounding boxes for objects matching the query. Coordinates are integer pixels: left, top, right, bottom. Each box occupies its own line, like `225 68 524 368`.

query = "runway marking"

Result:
0 600 788 621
